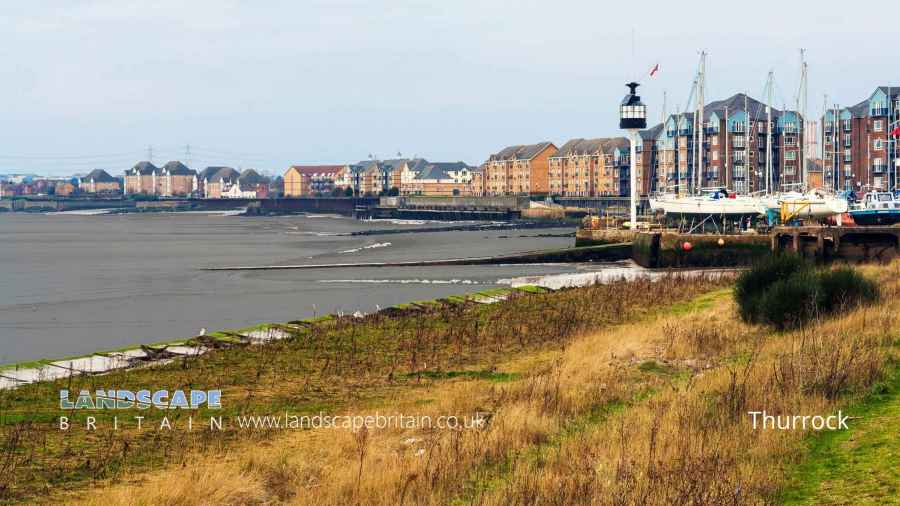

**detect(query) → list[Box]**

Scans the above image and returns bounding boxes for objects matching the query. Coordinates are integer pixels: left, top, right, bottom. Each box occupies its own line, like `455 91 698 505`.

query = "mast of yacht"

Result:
799 49 809 189
766 71 774 195
745 93 750 194
821 94 827 191
725 105 730 190
697 51 706 192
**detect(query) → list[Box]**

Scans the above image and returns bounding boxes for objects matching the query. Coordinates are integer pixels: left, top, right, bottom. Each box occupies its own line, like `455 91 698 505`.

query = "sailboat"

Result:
650 188 764 215
650 52 766 218
755 50 849 222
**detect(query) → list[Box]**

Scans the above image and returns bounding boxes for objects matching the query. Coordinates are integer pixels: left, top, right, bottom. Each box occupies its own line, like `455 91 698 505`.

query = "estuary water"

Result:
0 212 622 364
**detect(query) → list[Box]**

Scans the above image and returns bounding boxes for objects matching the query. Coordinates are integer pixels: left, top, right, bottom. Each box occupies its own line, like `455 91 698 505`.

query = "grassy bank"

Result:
4 262 897 505
0 276 726 504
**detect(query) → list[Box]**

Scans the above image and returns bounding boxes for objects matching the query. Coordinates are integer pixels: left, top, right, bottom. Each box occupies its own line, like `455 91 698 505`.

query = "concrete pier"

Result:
771 226 899 262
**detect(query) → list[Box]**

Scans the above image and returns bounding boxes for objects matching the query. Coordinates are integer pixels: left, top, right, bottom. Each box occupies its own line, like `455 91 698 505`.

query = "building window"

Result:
844 149 851 162
874 139 884 150
784 165 796 175
711 136 719 146
712 151 719 161
843 135 851 147
874 120 884 131
843 121 851 132
844 164 852 176
785 151 797 161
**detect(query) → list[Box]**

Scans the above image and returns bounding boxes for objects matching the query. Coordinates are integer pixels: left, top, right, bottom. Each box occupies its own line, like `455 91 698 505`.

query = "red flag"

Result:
649 63 659 77
891 125 900 138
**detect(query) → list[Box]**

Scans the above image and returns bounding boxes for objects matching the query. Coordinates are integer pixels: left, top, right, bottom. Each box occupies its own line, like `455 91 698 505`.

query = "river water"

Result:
1 212 623 364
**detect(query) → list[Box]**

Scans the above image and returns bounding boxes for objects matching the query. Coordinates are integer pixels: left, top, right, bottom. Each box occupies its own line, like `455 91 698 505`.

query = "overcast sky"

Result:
1 0 898 176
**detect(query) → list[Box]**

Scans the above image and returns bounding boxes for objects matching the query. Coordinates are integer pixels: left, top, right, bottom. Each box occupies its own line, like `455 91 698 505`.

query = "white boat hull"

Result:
761 192 848 219
650 195 763 216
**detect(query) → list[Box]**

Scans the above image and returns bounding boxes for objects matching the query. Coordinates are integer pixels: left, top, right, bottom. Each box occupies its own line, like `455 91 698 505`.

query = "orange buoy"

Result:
682 241 693 252
717 238 725 247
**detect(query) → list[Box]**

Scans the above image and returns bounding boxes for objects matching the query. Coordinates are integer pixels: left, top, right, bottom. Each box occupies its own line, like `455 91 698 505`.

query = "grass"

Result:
781 362 900 505
0 274 727 504
6 263 898 505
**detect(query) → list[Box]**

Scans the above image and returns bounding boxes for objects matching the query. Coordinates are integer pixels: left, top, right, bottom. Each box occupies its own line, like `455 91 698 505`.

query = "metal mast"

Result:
799 49 809 189
697 51 706 192
745 94 750 194
766 71 774 194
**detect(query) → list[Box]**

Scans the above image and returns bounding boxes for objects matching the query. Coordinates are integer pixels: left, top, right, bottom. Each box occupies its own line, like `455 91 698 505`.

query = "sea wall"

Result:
633 232 770 268
575 228 637 247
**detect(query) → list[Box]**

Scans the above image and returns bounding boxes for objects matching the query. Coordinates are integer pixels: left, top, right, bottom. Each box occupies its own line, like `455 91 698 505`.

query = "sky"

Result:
1 0 898 176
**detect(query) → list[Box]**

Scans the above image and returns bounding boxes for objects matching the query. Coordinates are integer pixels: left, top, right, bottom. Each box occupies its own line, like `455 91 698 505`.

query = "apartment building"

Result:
822 86 900 192
79 169 121 194
483 142 557 196
123 161 197 196
123 161 159 195
643 93 804 195
548 138 632 197
283 165 349 197
400 161 480 196
221 169 270 198
202 167 240 198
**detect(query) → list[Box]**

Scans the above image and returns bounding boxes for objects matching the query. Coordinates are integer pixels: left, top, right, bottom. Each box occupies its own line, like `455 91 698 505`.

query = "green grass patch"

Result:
637 360 679 375
666 287 732 316
781 363 900 505
402 369 520 383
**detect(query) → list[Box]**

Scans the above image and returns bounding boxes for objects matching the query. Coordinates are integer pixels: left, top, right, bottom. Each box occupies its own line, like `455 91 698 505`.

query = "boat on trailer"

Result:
758 189 849 220
650 188 764 216
849 192 900 226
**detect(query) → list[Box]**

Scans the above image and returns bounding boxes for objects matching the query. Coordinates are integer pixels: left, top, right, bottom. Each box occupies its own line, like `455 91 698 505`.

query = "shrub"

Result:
818 267 879 313
734 254 813 323
756 271 821 330
734 255 878 329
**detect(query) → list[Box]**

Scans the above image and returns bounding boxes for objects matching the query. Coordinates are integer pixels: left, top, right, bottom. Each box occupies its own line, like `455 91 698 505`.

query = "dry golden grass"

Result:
68 262 899 505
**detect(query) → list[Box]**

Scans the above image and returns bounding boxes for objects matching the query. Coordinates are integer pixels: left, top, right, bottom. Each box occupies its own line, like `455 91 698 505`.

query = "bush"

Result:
756 271 821 330
818 267 879 313
734 254 813 323
734 255 879 329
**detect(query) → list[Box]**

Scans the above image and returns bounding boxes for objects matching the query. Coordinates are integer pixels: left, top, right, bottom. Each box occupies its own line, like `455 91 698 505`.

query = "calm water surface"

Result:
1 212 607 364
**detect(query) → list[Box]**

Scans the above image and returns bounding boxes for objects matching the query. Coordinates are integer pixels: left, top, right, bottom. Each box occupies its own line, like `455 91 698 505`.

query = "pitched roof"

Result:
406 158 430 172
200 166 231 180
639 123 664 140
237 169 269 190
82 169 117 182
601 137 630 154
130 161 159 175
553 138 607 157
162 161 195 176
210 167 240 182
351 160 381 174
702 93 784 120
380 159 407 170
414 162 472 180
490 142 555 161
288 165 346 176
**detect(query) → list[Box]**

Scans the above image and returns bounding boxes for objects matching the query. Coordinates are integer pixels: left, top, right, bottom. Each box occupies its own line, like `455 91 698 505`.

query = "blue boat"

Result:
849 192 900 226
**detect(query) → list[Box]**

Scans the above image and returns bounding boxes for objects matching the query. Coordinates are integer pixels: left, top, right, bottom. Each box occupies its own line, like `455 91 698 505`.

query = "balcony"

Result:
873 165 886 174
871 107 889 116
